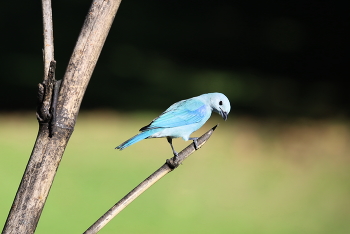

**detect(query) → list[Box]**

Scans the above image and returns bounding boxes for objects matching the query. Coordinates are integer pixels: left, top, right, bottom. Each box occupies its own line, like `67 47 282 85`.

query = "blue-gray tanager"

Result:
116 93 230 156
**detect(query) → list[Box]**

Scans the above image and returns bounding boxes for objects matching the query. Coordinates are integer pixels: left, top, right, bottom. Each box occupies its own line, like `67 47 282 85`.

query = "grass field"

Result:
1 111 350 234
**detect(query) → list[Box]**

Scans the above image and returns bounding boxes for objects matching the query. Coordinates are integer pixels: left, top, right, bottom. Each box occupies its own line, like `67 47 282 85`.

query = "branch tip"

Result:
83 125 219 233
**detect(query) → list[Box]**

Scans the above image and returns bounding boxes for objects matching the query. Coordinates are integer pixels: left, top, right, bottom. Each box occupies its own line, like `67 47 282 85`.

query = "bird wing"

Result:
140 99 208 131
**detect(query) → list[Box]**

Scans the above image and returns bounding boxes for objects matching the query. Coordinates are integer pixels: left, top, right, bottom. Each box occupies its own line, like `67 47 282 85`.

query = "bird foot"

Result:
189 137 199 150
166 158 179 169
166 151 181 169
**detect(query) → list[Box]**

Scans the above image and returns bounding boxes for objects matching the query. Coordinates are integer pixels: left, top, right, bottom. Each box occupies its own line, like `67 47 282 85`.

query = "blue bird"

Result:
116 93 231 157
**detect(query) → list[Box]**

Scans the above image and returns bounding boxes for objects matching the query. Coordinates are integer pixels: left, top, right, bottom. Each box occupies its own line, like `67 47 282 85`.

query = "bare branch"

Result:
42 0 54 77
55 0 122 130
36 0 56 124
2 1 122 234
83 125 218 234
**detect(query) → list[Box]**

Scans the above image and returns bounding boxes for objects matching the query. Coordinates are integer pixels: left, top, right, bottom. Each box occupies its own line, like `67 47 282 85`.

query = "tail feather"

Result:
116 129 159 150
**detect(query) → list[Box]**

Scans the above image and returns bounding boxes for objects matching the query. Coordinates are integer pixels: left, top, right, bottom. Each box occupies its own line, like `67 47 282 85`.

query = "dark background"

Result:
0 0 348 117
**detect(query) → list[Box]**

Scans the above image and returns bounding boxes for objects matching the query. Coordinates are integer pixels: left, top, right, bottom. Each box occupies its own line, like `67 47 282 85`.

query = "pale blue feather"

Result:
141 99 207 130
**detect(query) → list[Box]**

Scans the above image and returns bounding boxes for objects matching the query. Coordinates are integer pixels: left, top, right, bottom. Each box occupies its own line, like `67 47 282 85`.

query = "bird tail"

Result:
115 129 159 150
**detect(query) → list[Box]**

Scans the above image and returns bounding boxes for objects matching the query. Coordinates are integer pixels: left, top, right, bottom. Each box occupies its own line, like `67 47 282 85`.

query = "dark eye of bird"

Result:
219 101 223 105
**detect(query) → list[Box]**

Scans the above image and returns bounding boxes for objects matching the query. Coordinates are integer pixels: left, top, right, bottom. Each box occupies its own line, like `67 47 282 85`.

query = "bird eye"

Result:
219 101 223 105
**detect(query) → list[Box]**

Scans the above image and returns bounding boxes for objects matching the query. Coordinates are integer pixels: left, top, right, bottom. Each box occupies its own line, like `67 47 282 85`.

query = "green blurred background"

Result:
1 0 349 233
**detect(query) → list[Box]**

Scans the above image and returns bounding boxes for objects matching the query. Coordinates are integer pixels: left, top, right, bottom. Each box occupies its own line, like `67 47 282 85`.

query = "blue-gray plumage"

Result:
116 93 231 156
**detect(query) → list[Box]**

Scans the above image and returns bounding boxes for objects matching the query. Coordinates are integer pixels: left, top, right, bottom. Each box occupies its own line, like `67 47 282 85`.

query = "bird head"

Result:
206 93 231 121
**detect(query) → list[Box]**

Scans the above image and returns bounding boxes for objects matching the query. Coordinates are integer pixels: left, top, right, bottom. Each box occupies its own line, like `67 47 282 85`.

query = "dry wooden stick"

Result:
36 0 56 124
83 125 218 234
42 0 54 76
2 1 122 234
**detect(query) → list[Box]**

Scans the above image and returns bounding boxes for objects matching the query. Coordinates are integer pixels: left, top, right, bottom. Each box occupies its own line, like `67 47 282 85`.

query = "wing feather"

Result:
140 99 207 131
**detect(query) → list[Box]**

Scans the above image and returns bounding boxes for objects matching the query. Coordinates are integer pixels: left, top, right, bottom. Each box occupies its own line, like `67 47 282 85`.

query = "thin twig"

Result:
83 125 218 234
36 0 55 123
42 0 54 76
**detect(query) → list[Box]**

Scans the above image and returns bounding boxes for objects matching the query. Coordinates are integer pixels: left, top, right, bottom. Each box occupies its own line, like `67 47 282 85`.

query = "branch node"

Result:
36 60 56 124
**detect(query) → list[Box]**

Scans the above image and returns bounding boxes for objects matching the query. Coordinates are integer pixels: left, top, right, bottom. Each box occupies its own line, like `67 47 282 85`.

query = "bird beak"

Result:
219 108 228 121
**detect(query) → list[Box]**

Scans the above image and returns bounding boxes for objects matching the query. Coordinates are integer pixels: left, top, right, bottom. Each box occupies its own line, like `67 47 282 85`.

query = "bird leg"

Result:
167 137 178 157
189 137 199 150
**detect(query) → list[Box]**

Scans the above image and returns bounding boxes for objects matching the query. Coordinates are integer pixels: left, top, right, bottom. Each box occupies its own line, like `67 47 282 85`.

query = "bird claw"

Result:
166 149 181 169
166 158 178 169
189 137 199 150
167 153 181 169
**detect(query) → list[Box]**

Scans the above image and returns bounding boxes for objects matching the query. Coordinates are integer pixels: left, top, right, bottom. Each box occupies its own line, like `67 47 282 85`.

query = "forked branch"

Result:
2 1 122 234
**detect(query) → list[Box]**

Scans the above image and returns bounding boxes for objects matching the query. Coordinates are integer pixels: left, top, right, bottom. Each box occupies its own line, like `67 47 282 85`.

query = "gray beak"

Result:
220 108 228 121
